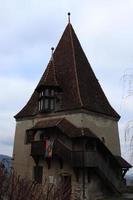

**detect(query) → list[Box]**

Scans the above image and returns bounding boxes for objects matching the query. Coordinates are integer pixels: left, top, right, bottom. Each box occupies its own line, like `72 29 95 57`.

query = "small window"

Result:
50 99 55 110
44 98 49 110
38 88 56 112
33 166 43 184
45 89 49 96
39 99 43 111
39 91 43 98
38 101 40 111
51 89 54 96
40 99 43 110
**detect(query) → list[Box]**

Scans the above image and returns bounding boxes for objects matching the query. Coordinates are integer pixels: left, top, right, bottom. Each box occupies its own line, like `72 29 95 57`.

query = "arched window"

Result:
38 88 55 112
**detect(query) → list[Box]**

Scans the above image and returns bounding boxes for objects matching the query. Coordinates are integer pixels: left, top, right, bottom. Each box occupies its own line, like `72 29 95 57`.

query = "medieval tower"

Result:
13 14 131 199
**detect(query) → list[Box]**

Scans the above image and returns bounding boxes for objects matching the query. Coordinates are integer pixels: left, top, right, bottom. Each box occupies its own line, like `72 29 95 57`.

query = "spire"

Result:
68 12 71 24
15 19 120 120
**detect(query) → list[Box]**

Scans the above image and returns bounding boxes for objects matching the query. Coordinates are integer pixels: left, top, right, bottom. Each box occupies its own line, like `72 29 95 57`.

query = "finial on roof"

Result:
68 12 71 23
51 47 54 53
51 47 54 61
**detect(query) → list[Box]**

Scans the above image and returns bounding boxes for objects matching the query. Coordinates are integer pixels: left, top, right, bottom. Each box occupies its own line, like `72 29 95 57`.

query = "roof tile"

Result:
15 23 120 119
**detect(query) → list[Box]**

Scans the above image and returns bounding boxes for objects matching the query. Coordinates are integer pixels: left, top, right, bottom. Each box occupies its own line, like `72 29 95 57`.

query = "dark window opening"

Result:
33 166 43 184
25 131 34 144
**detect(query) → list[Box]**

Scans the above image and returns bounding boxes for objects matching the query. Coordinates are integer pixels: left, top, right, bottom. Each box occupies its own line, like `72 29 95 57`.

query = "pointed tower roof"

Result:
15 19 120 120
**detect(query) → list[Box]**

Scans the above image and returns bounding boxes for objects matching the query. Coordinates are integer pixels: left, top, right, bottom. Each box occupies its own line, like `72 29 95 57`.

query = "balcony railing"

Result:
54 139 121 193
54 140 98 167
30 139 121 192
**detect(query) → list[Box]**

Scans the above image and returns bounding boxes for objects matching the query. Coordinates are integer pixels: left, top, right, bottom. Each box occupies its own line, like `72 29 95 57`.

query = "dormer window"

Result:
38 88 55 112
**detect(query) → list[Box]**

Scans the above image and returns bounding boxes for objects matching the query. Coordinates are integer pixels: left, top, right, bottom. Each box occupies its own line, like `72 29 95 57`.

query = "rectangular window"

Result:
33 166 43 184
41 99 43 110
39 91 43 98
39 101 41 111
50 99 54 110
44 98 49 110
51 89 54 96
44 89 49 96
39 89 56 112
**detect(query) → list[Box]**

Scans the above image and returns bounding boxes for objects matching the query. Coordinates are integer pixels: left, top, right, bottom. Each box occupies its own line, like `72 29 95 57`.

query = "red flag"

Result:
45 139 54 158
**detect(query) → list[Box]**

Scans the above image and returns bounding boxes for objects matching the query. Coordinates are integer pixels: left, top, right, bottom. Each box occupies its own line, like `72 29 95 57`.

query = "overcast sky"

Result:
0 0 133 166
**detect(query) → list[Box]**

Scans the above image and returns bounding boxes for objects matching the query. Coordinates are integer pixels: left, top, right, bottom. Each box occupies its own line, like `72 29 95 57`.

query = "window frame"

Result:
38 88 56 112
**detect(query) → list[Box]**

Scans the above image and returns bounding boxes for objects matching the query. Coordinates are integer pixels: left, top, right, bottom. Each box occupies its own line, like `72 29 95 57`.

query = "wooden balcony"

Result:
30 139 122 193
54 140 121 192
31 141 45 157
72 151 98 167
54 140 97 167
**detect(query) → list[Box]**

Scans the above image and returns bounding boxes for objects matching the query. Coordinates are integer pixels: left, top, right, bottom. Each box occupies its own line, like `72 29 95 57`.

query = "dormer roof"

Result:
36 55 60 90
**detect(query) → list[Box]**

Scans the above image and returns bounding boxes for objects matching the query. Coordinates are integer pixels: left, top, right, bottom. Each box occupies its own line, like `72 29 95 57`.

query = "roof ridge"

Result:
69 24 83 107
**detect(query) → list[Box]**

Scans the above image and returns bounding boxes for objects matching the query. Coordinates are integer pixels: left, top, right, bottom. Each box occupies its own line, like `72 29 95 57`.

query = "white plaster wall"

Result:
81 113 121 156
40 112 121 155
13 119 35 179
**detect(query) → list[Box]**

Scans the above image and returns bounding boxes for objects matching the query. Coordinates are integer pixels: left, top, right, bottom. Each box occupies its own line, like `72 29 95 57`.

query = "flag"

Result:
45 139 54 158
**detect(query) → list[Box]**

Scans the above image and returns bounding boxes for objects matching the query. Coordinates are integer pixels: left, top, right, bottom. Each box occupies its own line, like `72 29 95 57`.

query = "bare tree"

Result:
0 160 81 200
121 69 133 161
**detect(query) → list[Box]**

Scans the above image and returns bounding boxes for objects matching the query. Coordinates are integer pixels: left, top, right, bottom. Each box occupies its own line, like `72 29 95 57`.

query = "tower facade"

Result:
13 17 131 199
